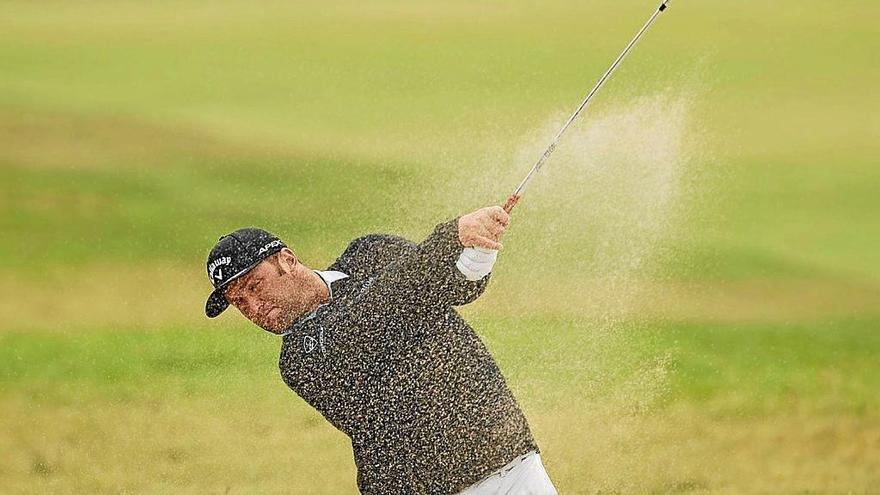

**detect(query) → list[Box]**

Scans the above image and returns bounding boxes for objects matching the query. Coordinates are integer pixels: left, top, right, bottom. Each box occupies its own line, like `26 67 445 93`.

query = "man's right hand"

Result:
458 206 510 251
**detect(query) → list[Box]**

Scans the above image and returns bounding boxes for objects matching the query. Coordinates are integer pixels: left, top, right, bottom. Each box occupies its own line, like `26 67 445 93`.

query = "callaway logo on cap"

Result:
204 228 287 318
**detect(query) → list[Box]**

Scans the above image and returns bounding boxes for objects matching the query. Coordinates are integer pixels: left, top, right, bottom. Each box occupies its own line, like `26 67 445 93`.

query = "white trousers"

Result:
455 451 558 495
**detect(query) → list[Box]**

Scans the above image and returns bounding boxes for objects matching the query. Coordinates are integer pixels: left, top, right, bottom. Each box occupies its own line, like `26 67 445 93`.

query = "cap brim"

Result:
205 289 230 318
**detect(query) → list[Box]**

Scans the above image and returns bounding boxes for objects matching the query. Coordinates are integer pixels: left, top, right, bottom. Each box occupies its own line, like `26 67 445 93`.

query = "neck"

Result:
301 269 330 314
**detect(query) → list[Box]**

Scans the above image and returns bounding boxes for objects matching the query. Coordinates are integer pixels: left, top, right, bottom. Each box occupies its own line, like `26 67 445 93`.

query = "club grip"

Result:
502 194 521 213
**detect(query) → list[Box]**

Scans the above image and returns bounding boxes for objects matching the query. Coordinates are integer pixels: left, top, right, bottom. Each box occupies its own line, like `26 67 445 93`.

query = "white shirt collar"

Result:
314 270 349 299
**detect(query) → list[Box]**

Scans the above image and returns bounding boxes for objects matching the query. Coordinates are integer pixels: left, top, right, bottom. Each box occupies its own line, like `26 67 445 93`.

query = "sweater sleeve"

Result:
359 217 491 311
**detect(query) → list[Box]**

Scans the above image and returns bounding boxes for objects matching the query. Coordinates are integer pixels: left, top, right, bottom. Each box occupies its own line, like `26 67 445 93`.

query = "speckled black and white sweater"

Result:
278 218 539 495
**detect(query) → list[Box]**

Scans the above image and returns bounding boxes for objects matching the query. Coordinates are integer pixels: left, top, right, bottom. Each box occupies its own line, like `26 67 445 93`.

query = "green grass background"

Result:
1 1 878 493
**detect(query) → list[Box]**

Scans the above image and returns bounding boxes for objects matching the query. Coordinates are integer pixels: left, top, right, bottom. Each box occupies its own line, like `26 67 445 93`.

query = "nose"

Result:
234 294 257 315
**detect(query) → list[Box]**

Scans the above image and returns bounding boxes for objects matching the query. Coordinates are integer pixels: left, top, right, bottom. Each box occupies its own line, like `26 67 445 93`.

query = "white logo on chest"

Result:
303 335 317 353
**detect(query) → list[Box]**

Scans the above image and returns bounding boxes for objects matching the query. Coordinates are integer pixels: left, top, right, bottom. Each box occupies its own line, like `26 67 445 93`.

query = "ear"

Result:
275 248 299 274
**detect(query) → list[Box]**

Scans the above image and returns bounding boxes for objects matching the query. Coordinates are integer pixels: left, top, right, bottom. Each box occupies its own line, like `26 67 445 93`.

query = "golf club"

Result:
502 0 674 213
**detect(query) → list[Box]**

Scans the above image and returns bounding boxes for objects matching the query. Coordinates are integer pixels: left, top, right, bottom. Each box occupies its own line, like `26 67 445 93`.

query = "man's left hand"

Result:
458 206 510 250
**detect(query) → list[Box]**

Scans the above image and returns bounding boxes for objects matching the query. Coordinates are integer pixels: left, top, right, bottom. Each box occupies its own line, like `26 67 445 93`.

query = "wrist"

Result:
456 246 498 281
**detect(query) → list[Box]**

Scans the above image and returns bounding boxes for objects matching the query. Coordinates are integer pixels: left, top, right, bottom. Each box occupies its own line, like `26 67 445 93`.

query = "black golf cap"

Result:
204 228 287 318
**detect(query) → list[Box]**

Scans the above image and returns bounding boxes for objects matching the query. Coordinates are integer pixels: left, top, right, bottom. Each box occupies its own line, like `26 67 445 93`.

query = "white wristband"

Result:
456 247 498 281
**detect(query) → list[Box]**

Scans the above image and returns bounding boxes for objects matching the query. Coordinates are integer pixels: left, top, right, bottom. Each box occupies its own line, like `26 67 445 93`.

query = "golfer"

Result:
204 206 558 495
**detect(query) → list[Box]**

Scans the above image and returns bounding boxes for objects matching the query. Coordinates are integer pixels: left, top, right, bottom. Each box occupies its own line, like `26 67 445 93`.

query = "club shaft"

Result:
503 0 671 213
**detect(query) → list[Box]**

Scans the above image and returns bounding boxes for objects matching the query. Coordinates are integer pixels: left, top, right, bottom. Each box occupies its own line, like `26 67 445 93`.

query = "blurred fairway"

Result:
1 0 878 493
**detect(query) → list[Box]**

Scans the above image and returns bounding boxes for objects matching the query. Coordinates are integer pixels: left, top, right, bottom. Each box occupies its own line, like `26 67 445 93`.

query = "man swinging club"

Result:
204 2 677 490
204 206 558 494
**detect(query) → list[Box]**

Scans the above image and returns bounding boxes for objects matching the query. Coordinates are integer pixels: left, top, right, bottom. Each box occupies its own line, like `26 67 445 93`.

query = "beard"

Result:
259 279 323 333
